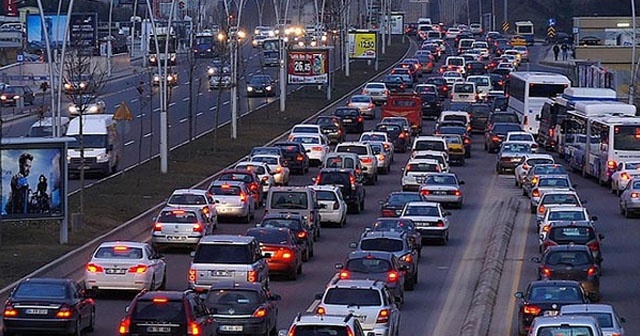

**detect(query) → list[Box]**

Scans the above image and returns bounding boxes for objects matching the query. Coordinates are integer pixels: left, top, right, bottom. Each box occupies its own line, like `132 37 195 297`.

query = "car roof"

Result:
531 315 599 326
347 250 396 260
171 189 209 195
361 230 405 239
138 290 189 300
199 235 256 244
309 184 342 192
20 278 74 285
262 212 304 220
528 279 582 287
97 241 148 249
211 180 246 187
407 158 440 164
560 303 616 314
330 279 384 289
404 201 440 207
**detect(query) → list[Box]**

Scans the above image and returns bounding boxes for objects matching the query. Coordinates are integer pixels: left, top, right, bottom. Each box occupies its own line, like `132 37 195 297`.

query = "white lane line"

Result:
131 98 138 103
136 113 146 118
198 92 203 96
154 107 160 112
255 69 261 73
143 132 152 138
114 104 120 109
124 140 135 146
222 101 230 106
248 72 254 77
169 102 176 107
180 117 188 123
209 106 217 111
182 97 190 101
196 112 204 116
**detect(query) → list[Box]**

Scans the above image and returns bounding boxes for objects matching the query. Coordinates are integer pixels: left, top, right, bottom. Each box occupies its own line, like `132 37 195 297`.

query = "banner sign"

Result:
70 13 98 49
1 139 68 220
348 32 377 59
287 49 329 85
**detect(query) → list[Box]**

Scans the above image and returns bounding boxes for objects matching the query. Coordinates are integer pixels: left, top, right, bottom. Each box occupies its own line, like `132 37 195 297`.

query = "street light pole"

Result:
56 0 75 139
35 0 56 137
272 0 290 112
630 0 637 104
107 0 114 77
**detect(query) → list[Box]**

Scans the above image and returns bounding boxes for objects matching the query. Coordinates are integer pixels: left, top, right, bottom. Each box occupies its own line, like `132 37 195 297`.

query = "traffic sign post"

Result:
502 21 510 33
547 26 556 40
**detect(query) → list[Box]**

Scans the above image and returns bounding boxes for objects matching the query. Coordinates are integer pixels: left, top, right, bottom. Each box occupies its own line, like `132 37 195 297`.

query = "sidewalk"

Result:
538 44 576 69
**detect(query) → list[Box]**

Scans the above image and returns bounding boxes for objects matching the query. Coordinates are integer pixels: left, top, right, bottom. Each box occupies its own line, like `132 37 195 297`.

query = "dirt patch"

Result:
0 37 410 287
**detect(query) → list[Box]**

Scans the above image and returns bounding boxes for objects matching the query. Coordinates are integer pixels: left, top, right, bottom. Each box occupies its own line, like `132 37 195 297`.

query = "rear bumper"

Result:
3 318 77 334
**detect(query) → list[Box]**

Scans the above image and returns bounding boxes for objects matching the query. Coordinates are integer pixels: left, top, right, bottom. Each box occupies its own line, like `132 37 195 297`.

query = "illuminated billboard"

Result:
348 31 377 59
287 49 329 85
1 138 68 221
27 14 68 48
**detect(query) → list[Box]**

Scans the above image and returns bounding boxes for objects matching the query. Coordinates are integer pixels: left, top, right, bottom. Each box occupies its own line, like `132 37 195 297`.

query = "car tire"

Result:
87 308 95 332
530 205 536 214
309 243 314 257
522 188 528 197
405 277 415 291
150 276 156 291
71 318 81 336
302 247 310 262
297 262 303 275
288 266 297 280
159 270 167 290
353 203 361 214
624 203 632 218
243 213 251 224
360 198 365 212
441 232 449 245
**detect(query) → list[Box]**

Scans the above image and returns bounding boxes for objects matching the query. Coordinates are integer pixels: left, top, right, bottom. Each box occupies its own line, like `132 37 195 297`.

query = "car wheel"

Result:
149 276 156 291
71 318 82 336
289 266 298 280
309 243 314 257
302 247 310 262
522 188 528 197
624 203 632 218
484 142 488 151
405 277 415 291
619 201 625 215
530 205 536 214
441 232 449 245
353 203 361 214
243 212 251 223
360 198 365 211
297 262 303 274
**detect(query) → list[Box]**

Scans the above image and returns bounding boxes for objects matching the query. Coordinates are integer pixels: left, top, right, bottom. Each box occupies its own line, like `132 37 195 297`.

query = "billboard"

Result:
287 49 329 85
348 32 377 59
69 13 98 50
379 13 405 35
1 139 67 220
27 14 68 49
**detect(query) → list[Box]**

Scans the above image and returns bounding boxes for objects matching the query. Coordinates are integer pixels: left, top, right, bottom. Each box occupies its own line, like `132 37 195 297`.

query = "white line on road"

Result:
222 101 230 106
248 72 254 77
169 102 176 107
143 132 152 138
136 113 146 118
154 107 160 112
180 118 188 123
198 92 203 96
114 104 120 109
209 106 217 111
124 140 135 146
131 98 138 103
182 97 190 102
197 112 204 116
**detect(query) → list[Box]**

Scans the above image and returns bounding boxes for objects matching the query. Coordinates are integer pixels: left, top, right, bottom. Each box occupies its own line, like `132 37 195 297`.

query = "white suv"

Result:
314 279 401 336
279 313 367 336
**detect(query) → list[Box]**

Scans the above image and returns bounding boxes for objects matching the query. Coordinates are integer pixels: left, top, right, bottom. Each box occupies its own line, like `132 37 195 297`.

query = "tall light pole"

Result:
223 0 248 138
630 0 637 104
272 0 291 112
503 0 507 29
466 0 470 25
107 0 114 77
56 0 76 139
478 0 482 24
35 0 56 137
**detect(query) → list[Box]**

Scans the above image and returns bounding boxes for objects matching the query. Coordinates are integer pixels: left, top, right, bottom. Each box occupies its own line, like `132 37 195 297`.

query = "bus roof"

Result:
509 71 571 83
573 101 636 117
590 114 640 125
562 87 617 100
515 21 534 25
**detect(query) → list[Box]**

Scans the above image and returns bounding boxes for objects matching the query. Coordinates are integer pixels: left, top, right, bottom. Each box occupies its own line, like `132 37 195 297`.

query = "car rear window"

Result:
502 143 531 153
219 173 253 183
536 326 594 336
541 194 579 205
549 227 594 244
527 158 554 166
260 218 303 230
443 115 467 123
132 300 186 321
251 148 279 156
270 191 309 209
386 193 423 205
403 205 439 216
493 124 522 133
205 290 261 314
324 288 381 306
533 165 567 175
407 162 439 172
453 83 474 93
538 178 569 188
325 156 356 169
292 126 319 133
158 210 198 223
545 251 592 266
346 258 392 273
360 238 404 252
530 285 581 301
509 134 534 142
293 326 349 336
252 156 278 165
350 96 371 103
237 164 267 175
315 190 338 201
95 246 143 259
390 99 417 108
168 194 207 205
336 145 368 155
547 211 586 221
491 114 519 123
424 175 457 185
291 136 320 144
561 312 613 328
414 140 445 151
334 109 359 117
247 229 290 244
366 83 385 89
439 127 465 135
14 282 68 299
318 173 350 185
361 134 386 141
210 185 242 196
194 244 252 264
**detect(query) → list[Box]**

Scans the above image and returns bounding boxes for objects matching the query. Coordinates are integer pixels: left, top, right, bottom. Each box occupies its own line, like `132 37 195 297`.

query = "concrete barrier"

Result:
460 197 525 336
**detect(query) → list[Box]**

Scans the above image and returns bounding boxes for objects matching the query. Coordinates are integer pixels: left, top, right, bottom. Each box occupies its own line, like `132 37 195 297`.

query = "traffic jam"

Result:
3 19 635 336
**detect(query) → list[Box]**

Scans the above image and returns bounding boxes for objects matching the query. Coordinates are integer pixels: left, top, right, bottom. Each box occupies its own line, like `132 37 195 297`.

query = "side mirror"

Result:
459 180 465 185
444 211 452 216
378 200 385 205
314 293 323 300
190 251 196 258
591 216 598 221
514 292 523 299
530 256 541 263
270 294 282 301
572 184 578 189
335 263 344 269
125 305 130 313
278 330 288 336
263 252 273 259
598 233 605 240
348 242 358 249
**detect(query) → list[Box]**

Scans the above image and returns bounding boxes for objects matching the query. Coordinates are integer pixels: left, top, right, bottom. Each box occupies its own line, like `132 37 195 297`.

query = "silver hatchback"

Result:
151 207 210 249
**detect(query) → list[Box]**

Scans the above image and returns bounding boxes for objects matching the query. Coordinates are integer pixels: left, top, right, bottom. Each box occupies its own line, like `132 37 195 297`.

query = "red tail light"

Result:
399 132 406 138
4 304 17 317
281 249 293 259
192 223 203 233
381 209 395 217
296 154 304 161
376 309 390 323
276 166 282 173
400 253 413 263
538 205 546 214
87 263 104 273
312 146 323 151
420 189 430 196
202 206 210 216
56 304 73 318
188 269 197 282
542 225 551 233
333 202 340 210
454 190 462 196
153 223 163 232
240 192 247 202
463 138 470 145
607 160 616 169
436 220 445 227
339 270 350 279
247 270 258 282
188 321 201 335
587 266 598 277
540 266 552 277
587 241 600 251
532 189 540 198
387 270 400 282
119 317 131 335
523 305 541 315
621 172 631 180
361 157 373 164
491 136 500 142
253 307 268 318
297 231 308 239
357 116 364 122
250 183 259 191
128 264 148 274
631 192 640 198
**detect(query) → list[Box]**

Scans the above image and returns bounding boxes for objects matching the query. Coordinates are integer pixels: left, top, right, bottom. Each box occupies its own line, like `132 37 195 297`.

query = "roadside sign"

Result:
113 102 133 121
348 31 377 59
502 21 510 33
548 18 556 26
16 53 23 63
547 26 557 39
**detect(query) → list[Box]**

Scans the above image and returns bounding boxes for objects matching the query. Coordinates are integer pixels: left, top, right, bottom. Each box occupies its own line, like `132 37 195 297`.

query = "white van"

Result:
65 114 120 176
457 38 475 54
465 75 492 98
26 117 70 137
450 82 478 103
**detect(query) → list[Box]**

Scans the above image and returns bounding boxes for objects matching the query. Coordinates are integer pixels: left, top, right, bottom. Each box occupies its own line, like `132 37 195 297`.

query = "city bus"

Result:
262 38 280 67
148 27 177 66
514 21 534 46
538 87 618 151
507 71 571 136
561 102 639 184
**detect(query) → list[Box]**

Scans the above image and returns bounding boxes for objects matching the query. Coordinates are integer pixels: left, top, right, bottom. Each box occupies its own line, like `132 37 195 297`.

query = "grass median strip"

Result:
0 37 410 288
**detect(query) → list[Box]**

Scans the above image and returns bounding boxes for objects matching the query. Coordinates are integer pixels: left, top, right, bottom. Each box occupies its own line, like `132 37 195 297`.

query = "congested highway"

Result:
3 12 640 336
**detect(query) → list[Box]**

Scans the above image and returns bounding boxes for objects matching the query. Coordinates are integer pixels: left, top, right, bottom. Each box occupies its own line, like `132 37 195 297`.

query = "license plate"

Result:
220 325 244 332
415 178 423 183
212 270 231 277
106 269 127 275
167 236 187 241
147 326 171 333
25 309 48 315
354 315 367 322
343 119 352 123
544 310 559 317
460 95 468 98
434 191 447 195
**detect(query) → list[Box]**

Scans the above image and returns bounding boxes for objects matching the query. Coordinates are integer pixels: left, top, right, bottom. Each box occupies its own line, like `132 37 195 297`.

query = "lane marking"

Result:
196 112 204 116
154 107 160 112
505 208 532 334
136 113 146 118
169 102 176 107
209 106 217 111
143 132 152 138
131 98 138 103
222 101 230 106
180 117 188 123
124 140 135 146
182 97 190 101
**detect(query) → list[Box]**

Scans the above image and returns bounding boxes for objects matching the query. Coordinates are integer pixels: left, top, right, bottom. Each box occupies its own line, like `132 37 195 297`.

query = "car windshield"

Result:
346 258 392 273
542 194 579 205
13 282 68 299
158 210 198 223
260 218 302 230
95 246 144 259
561 312 613 328
546 250 592 266
549 226 595 244
424 175 457 185
548 211 586 221
270 192 308 209
168 193 207 205
538 178 569 188
323 288 381 306
67 135 108 149
193 244 251 264
247 229 290 245
536 326 594 336
386 193 423 206
360 238 403 252
404 205 439 216
336 145 368 155
529 285 581 301
205 290 261 314
132 300 186 321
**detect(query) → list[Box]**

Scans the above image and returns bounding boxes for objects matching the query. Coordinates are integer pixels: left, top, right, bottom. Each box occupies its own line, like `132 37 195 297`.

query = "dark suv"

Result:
333 107 364 133
374 123 410 153
118 290 216 336
484 122 522 153
314 168 365 214
273 142 309 175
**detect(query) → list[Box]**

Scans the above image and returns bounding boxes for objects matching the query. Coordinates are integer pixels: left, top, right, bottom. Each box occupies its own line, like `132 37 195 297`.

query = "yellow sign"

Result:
349 32 377 59
511 36 527 46
502 21 510 32
113 102 133 121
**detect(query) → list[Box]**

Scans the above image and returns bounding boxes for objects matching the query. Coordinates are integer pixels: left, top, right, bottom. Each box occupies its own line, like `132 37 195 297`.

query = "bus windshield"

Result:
529 84 567 98
614 125 640 150
149 35 176 53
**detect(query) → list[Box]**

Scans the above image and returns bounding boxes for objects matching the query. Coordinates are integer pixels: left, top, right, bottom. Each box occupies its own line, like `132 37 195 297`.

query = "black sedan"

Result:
247 74 276 97
273 142 310 175
374 123 410 153
378 191 426 217
495 141 532 173
419 92 442 119
314 115 345 144
370 217 423 256
2 278 96 336
382 74 406 93
484 122 522 153
204 282 281 336
514 280 589 335
333 107 364 133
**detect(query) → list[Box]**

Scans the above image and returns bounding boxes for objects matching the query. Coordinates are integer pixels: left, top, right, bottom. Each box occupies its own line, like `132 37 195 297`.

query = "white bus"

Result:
507 71 571 135
562 103 640 184
515 21 535 46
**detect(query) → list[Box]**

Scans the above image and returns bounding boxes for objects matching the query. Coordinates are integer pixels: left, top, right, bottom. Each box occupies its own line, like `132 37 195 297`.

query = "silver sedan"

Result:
619 177 640 218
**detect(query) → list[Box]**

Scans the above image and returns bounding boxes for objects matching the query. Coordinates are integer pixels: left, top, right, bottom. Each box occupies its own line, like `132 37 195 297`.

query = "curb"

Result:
0 38 415 299
460 197 523 336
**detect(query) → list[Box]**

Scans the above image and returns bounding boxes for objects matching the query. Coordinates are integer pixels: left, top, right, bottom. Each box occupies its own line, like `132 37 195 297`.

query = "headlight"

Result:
64 83 71 89
79 82 86 88
208 68 214 75
247 86 254 92
266 85 272 91
89 106 98 113
154 76 160 81
69 105 77 113
95 153 108 162
149 55 156 61
167 75 173 81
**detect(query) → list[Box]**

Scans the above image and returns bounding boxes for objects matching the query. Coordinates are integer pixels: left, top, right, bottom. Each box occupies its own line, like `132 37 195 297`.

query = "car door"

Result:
252 241 269 283
146 245 165 284
72 282 92 325
191 296 215 334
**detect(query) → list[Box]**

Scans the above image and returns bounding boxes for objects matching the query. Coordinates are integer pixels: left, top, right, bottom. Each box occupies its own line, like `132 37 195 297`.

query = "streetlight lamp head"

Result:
238 30 246 39
217 32 226 41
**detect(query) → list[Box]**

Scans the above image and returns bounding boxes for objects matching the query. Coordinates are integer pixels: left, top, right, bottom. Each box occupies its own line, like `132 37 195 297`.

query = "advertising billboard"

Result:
287 49 329 85
348 32 377 59
27 14 68 49
69 13 98 50
1 139 67 220
379 13 405 35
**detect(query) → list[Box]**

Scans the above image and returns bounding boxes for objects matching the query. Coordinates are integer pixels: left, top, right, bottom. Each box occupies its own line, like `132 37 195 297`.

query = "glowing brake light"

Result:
118 317 130 335
531 189 540 198
3 306 17 317
276 166 282 173
361 157 373 164
540 266 552 277
420 189 430 196
153 297 168 303
114 246 129 251
538 205 546 214
436 220 445 227
297 231 307 239
587 266 598 277
56 305 72 318
128 264 148 273
87 263 104 273
632 192 640 198
376 309 390 323
281 249 293 259
607 160 616 169
357 116 364 122
247 270 258 282
253 307 268 318
240 192 248 202
400 253 413 263
189 321 201 335
312 146 323 151
621 172 631 180
316 306 326 315
587 241 600 251
387 271 400 282
523 305 541 315
188 269 197 282
154 223 163 232
339 270 350 279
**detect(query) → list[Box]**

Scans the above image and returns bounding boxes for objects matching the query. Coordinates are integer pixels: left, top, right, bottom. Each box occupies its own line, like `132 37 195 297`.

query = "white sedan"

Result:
85 241 167 292
506 131 539 152
400 201 450 245
513 154 555 188
611 161 640 195
290 134 330 166
67 95 106 117
235 161 276 194
250 154 290 186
